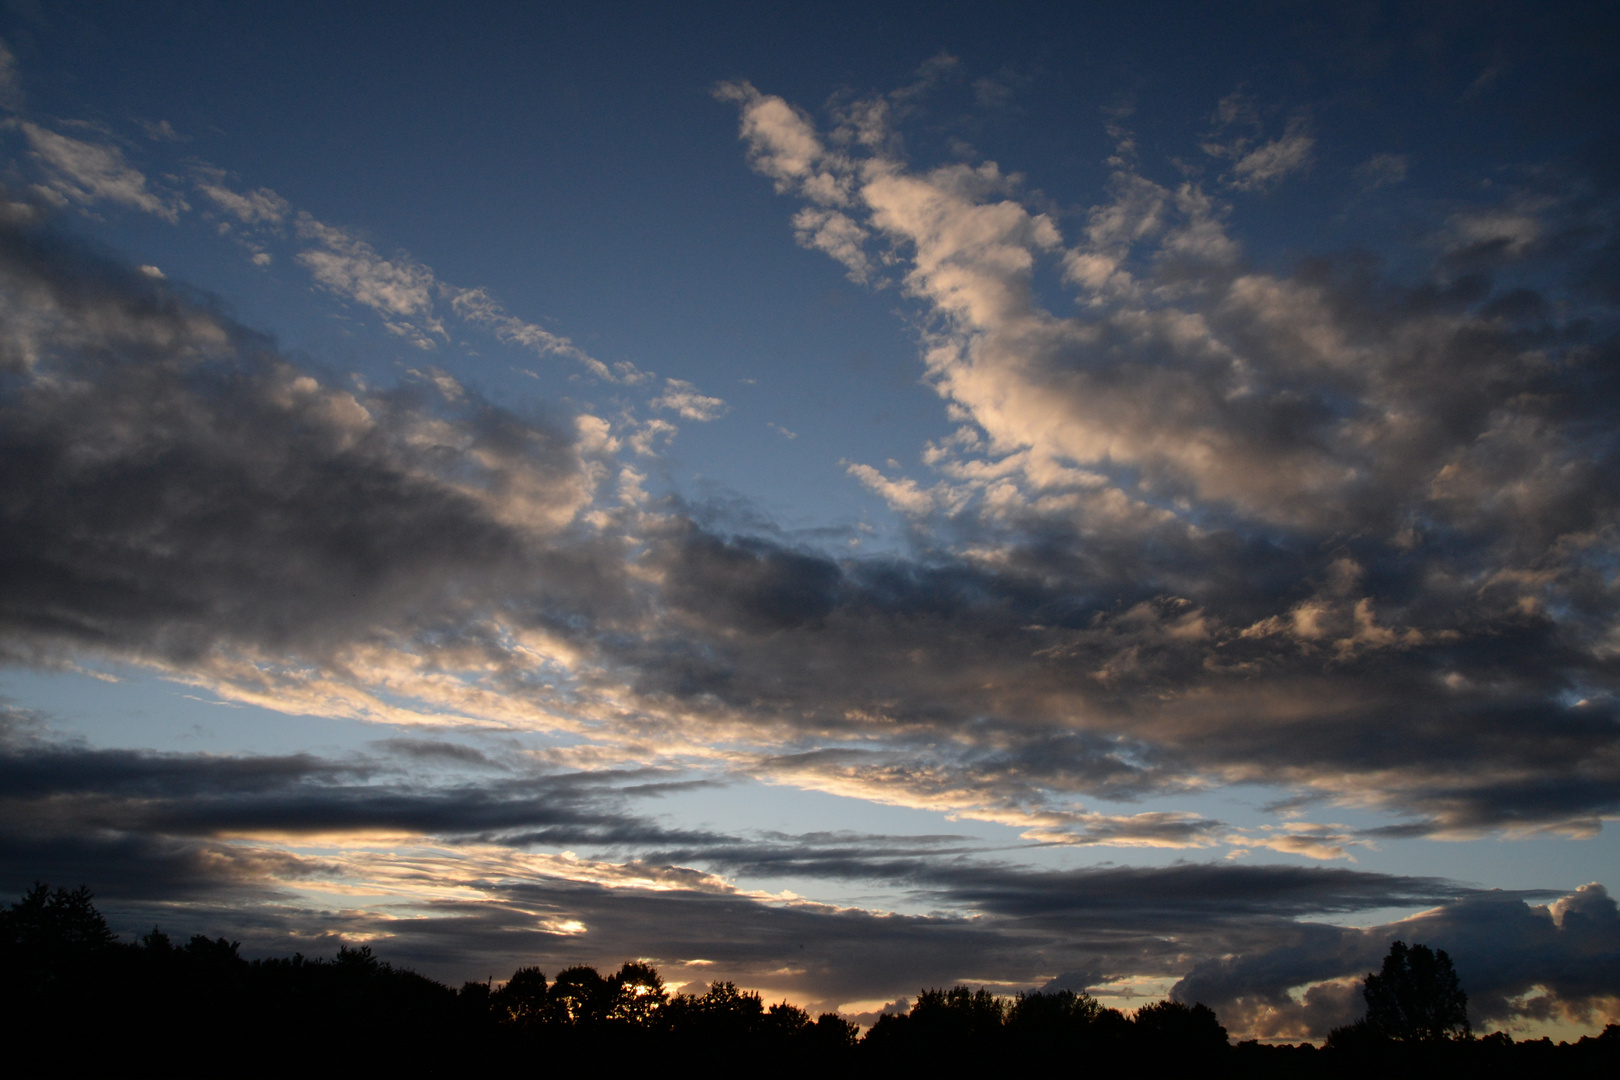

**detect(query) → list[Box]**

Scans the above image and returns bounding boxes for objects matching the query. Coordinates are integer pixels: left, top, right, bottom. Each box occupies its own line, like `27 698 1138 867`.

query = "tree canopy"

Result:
1362 940 1471 1042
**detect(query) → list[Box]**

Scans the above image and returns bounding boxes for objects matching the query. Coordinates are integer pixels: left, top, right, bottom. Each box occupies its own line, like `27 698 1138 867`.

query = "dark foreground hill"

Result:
3 883 1616 1077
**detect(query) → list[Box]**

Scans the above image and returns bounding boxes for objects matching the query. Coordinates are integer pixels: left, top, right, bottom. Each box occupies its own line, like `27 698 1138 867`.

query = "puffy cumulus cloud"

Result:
1173 885 1620 1041
0 210 629 724
714 80 1620 843
15 121 186 221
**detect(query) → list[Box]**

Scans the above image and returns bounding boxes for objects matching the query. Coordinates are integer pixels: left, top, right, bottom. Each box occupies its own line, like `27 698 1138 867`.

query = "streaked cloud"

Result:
17 121 186 221
196 176 289 224
651 378 728 421
15 711 1598 1031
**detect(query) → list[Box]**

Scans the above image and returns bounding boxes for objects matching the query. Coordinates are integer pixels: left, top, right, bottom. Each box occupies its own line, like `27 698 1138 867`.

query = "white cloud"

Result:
134 118 184 142
1200 93 1314 191
197 178 289 224
627 417 678 456
845 462 937 515
448 285 635 382
295 214 439 322
651 378 728 421
792 207 873 282
1228 117 1314 190
19 122 186 221
715 81 849 204
283 210 631 385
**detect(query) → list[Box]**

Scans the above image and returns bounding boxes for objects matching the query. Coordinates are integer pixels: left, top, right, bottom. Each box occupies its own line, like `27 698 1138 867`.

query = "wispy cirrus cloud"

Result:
195 175 288 225
0 93 684 393
16 121 187 221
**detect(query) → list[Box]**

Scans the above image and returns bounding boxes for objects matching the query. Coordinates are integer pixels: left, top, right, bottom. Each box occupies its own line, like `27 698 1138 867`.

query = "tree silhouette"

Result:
607 960 666 1024
494 966 549 1027
1131 998 1229 1055
0 882 116 994
1359 940 1470 1042
550 964 610 1025
2 882 115 952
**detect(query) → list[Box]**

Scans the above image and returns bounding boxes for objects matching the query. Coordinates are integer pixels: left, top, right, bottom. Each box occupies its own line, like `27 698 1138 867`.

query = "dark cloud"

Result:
1174 884 1620 1041
2 724 1612 1033
0 722 726 848
0 204 611 677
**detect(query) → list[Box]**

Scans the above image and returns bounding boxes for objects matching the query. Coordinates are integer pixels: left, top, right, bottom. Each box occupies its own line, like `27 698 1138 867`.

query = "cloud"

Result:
0 211 612 713
705 82 1620 844
448 285 637 383
295 213 441 325
1200 93 1313 191
651 378 728 421
0 36 22 112
134 118 185 143
844 462 940 515
290 214 631 383
1354 153 1408 190
1173 885 1620 1040
1227 117 1314 191
793 207 874 282
196 178 289 225
0 64 1617 1039
18 122 186 221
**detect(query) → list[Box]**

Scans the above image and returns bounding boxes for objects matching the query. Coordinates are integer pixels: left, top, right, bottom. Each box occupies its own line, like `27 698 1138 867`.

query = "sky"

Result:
1 0 1618 1044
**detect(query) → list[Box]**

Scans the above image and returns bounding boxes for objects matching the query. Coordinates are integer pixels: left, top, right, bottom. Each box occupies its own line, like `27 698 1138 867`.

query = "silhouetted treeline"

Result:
3 884 1617 1077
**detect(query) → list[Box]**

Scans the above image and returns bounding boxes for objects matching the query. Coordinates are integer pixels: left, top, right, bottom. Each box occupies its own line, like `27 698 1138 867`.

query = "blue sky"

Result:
2 0 1618 1042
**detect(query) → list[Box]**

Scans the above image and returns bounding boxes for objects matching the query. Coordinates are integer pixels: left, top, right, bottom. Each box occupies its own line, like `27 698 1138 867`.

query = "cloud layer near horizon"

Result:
3 712 1616 1037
